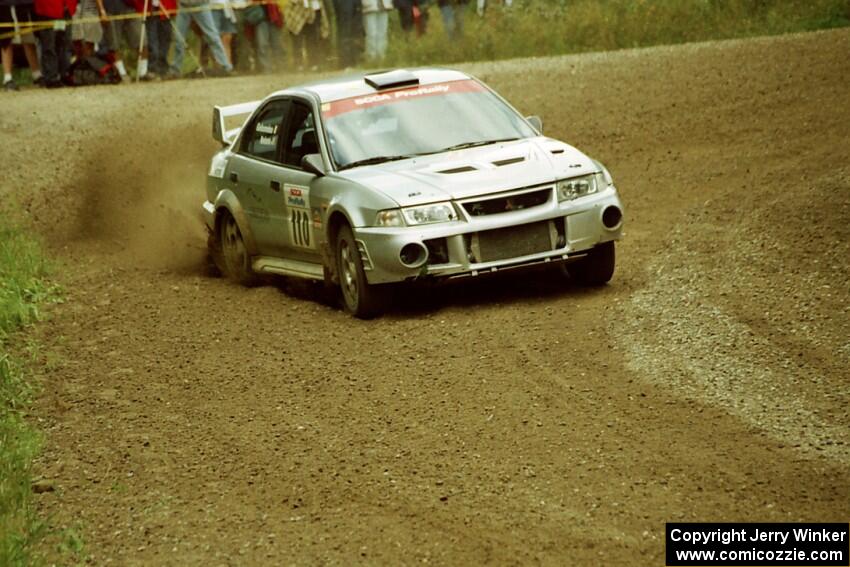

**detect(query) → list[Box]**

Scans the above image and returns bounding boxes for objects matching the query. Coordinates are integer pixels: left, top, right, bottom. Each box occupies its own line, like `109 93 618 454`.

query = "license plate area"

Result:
471 220 557 263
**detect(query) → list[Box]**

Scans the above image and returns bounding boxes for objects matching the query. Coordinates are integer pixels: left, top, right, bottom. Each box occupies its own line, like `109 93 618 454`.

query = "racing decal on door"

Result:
285 184 314 249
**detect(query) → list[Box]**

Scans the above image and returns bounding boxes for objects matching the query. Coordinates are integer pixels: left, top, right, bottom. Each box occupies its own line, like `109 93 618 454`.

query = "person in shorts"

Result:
102 0 153 80
71 0 105 58
1 0 44 90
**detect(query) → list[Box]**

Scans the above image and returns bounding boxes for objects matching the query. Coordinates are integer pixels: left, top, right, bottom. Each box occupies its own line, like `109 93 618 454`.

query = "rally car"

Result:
204 68 624 318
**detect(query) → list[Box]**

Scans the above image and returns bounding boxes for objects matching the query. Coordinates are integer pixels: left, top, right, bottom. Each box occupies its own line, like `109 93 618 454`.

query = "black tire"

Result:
567 241 616 286
207 231 225 276
218 212 258 286
311 265 339 307
335 224 385 319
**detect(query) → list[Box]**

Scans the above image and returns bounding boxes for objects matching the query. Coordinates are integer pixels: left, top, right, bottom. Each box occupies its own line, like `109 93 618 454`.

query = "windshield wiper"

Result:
338 154 417 170
431 137 521 153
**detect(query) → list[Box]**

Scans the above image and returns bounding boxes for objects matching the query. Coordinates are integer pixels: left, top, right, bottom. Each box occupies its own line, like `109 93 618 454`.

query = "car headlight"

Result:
375 209 404 227
401 202 457 225
556 174 600 202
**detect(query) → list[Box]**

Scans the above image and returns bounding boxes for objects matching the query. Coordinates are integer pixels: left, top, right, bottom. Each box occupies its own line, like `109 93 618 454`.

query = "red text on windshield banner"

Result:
321 79 487 119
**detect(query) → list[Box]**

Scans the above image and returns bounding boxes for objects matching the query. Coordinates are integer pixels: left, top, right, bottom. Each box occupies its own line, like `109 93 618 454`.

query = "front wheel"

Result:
336 225 385 319
567 241 616 286
219 213 258 286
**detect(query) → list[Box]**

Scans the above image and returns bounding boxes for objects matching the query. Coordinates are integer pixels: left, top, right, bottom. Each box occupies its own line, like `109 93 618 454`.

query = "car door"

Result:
225 99 291 257
275 99 325 263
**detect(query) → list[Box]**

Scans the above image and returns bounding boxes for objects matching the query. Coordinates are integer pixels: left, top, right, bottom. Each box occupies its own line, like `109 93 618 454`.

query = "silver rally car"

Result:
205 68 624 318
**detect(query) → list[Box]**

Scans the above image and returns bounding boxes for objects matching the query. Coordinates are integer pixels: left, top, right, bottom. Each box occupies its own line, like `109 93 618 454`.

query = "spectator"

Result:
209 0 235 66
145 0 173 77
394 0 426 36
102 0 153 80
284 0 329 70
437 0 466 39
71 0 106 58
169 0 232 77
34 0 76 87
249 0 285 73
361 0 391 62
1 0 44 90
476 0 509 17
331 0 359 68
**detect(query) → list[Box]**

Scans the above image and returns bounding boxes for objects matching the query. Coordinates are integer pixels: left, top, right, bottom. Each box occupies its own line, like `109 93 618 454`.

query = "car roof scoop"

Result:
364 70 420 90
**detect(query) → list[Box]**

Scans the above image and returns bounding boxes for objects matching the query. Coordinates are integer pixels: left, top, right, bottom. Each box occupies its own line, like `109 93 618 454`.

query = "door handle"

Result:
270 180 281 192
229 171 239 183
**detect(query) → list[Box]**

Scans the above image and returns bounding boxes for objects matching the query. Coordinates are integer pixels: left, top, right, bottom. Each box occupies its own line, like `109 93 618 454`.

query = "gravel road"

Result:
2 28 848 565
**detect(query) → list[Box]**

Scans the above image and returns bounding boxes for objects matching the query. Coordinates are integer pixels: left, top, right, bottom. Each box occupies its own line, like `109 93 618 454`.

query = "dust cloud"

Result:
63 112 215 273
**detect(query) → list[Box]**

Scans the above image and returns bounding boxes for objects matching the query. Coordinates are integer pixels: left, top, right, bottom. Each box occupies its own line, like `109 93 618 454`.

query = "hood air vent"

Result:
492 156 525 167
438 166 478 174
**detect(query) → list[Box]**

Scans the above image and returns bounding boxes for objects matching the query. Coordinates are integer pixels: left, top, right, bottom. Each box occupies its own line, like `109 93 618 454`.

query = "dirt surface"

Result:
2 29 848 565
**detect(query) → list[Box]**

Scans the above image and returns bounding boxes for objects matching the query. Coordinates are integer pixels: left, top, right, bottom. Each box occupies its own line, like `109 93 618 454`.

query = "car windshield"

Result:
321 79 537 170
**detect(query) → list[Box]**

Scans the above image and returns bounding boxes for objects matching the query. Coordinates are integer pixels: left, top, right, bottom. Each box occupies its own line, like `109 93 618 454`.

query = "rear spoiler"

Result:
213 100 262 146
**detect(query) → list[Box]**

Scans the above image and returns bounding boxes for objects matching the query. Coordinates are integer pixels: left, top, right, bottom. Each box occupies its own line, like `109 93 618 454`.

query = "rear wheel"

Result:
219 213 257 286
567 241 616 286
336 224 385 319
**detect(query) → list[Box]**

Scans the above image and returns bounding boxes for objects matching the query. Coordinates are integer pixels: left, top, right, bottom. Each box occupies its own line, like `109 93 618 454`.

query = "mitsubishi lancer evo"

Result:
205 69 625 318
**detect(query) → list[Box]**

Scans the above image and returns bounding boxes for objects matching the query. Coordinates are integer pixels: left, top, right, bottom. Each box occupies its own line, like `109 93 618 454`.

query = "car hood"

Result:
335 137 599 207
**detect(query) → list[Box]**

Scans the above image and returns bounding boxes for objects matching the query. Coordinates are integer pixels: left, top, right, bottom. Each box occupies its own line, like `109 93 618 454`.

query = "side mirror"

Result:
526 115 543 134
301 153 326 177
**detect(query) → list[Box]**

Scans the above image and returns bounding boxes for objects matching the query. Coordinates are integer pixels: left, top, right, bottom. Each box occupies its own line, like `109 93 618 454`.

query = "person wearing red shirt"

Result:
33 0 77 86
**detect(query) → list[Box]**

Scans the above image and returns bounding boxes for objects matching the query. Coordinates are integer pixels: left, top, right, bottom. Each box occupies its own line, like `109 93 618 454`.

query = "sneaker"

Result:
139 72 159 82
3 80 19 91
206 67 233 78
45 79 64 89
33 76 46 87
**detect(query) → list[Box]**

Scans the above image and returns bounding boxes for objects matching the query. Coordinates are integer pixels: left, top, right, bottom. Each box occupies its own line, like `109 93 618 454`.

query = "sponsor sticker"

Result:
321 79 487 118
285 184 313 249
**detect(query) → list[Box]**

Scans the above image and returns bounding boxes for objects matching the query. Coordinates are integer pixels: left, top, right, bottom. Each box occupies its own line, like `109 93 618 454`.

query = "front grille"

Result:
475 221 553 262
424 237 450 265
462 188 550 217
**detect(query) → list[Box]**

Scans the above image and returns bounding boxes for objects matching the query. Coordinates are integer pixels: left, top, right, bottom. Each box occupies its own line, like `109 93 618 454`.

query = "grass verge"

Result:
382 0 850 66
0 214 62 566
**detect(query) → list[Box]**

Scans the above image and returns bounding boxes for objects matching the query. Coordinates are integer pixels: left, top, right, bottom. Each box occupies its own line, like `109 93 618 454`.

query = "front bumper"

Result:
354 185 624 284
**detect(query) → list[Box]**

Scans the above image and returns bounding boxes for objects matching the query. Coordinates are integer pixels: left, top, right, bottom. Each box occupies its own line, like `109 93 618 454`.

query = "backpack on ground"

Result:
70 56 122 86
